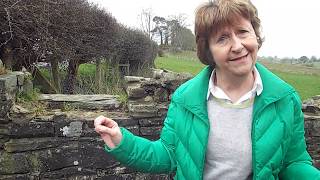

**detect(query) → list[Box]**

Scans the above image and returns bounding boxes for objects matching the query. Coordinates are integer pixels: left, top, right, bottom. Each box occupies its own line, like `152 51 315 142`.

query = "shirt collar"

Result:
206 66 263 102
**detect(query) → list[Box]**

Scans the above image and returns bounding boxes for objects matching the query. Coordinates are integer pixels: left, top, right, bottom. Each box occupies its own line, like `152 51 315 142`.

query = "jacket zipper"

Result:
251 113 257 180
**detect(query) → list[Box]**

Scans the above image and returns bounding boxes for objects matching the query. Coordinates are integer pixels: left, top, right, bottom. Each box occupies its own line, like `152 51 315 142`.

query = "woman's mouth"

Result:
230 54 248 61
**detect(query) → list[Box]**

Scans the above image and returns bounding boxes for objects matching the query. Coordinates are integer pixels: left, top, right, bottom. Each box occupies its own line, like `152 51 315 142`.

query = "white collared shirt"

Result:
206 67 263 105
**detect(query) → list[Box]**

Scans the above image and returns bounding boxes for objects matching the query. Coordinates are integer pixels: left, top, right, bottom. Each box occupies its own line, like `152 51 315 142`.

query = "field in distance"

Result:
155 51 320 100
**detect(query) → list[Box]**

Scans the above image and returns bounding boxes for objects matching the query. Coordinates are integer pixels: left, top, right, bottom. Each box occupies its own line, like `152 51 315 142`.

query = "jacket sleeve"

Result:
279 93 320 180
104 101 178 173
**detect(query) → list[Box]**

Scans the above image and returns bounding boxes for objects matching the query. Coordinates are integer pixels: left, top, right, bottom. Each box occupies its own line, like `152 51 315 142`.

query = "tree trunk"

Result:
32 66 58 94
165 35 169 45
2 44 13 70
160 31 163 45
63 59 79 94
95 58 102 93
51 57 61 93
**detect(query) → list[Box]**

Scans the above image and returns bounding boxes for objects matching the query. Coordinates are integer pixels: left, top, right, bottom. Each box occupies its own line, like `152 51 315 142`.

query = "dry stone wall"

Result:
0 71 32 123
0 70 319 179
0 69 191 179
302 96 320 168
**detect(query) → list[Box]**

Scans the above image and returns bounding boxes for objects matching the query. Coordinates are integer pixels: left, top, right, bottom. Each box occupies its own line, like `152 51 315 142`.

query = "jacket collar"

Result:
171 66 212 123
171 63 295 122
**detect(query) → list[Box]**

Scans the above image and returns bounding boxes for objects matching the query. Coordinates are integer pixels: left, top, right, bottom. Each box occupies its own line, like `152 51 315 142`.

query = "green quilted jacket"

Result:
105 63 320 180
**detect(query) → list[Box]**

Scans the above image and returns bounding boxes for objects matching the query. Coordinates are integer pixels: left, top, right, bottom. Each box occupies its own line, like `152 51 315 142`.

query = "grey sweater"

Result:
204 97 254 180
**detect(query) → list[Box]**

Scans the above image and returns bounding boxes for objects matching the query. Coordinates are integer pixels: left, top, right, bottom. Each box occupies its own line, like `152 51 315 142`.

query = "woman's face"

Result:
208 16 259 77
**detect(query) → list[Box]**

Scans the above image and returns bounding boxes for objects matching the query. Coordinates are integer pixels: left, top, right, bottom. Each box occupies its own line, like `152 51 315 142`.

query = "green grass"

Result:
39 63 96 81
155 52 205 75
271 70 320 100
38 68 51 80
79 63 96 76
155 51 320 100
312 62 320 68
38 62 124 94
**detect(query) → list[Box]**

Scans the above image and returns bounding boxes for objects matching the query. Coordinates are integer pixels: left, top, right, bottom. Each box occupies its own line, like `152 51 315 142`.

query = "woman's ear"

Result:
257 37 262 49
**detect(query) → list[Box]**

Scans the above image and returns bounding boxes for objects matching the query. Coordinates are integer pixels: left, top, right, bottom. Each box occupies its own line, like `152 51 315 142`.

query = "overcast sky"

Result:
88 0 320 58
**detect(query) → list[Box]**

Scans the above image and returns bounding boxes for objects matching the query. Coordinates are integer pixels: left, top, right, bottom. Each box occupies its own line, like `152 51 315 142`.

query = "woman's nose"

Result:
230 36 244 53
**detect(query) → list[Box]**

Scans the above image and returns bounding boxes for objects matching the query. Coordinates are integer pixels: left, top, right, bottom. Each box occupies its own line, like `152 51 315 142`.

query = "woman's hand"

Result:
94 115 123 149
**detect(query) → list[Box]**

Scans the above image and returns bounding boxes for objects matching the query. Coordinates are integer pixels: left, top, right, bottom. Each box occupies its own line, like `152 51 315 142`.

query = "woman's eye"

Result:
239 29 249 34
217 35 228 43
238 30 250 38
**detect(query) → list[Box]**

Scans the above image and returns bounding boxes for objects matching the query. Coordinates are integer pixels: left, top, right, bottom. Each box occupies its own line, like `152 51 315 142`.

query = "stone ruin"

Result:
0 68 319 179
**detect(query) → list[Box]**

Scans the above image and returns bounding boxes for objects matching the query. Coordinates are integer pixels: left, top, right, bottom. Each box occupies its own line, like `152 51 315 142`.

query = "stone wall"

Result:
302 96 320 168
0 110 171 179
0 70 319 179
0 69 191 179
0 71 31 123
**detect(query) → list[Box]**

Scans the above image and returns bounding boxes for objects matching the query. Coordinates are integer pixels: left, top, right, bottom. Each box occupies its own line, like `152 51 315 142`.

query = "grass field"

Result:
155 51 320 100
155 54 205 75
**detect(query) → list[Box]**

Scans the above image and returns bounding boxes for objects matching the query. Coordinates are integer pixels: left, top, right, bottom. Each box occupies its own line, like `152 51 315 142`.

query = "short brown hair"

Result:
195 0 263 66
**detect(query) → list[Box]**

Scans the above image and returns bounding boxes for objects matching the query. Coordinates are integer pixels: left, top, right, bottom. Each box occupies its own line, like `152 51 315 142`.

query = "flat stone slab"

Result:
303 98 320 115
39 94 121 110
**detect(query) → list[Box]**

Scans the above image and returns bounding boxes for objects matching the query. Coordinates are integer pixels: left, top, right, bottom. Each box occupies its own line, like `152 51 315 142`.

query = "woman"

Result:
94 0 320 179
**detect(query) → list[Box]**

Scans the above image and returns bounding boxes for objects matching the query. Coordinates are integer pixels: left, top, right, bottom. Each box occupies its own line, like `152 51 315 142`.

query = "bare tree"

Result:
167 14 189 49
0 0 119 94
138 8 154 40
0 0 157 94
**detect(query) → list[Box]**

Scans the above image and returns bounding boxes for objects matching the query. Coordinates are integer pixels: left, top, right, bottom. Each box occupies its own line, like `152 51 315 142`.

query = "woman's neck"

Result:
214 69 255 103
